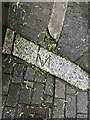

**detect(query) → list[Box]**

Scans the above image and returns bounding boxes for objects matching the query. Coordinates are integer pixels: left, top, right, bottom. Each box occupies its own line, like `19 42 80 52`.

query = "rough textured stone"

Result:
66 84 76 95
53 98 64 118
2 55 15 74
0 95 2 119
32 83 44 105
44 74 54 96
66 95 76 118
24 67 35 81
36 47 89 90
3 107 16 119
13 36 89 90
2 74 11 95
48 2 68 41
6 83 20 107
77 114 88 118
13 34 39 65
8 2 53 45
17 104 49 119
57 2 88 62
76 51 90 73
2 28 15 54
12 64 25 83
55 78 65 98
77 91 88 114
19 84 31 104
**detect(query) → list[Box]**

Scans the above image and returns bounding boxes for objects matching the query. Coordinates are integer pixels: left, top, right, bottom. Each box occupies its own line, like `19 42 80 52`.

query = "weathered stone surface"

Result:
66 84 76 95
12 64 25 83
76 51 90 73
13 34 39 65
19 84 31 104
6 84 20 107
2 28 15 54
57 2 88 62
0 95 2 119
77 114 88 118
48 2 68 41
2 55 15 74
77 91 88 114
32 83 44 105
53 98 64 118
24 67 35 81
17 104 49 119
55 78 65 98
2 74 11 95
8 2 53 45
66 95 76 118
44 74 54 96
36 47 89 90
3 107 16 119
12 32 88 90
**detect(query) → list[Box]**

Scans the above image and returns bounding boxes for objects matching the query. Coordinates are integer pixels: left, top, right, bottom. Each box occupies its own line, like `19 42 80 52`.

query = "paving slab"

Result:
57 2 88 62
7 2 53 45
76 51 90 73
77 114 88 119
13 34 39 65
44 74 54 96
12 64 25 83
12 34 89 90
53 98 64 118
3 106 16 119
66 95 76 118
48 1 68 41
36 47 89 90
6 83 20 107
2 74 11 95
19 84 31 104
24 67 35 81
2 28 15 54
32 83 44 105
2 55 15 74
17 104 49 119
77 91 88 114
55 78 65 98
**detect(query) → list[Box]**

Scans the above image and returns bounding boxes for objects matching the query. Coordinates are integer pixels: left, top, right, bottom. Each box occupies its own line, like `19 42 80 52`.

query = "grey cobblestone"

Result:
2 55 15 74
55 78 65 98
6 83 20 107
12 64 25 83
2 74 11 95
19 84 31 104
3 106 16 119
17 104 49 119
2 95 6 109
53 98 64 118
13 34 39 65
24 67 35 81
77 91 88 114
66 85 76 95
66 95 76 118
2 28 15 54
44 74 54 96
77 114 88 118
32 83 44 105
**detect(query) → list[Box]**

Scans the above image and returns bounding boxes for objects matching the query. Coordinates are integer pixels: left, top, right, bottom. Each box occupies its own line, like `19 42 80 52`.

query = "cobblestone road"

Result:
2 2 90 120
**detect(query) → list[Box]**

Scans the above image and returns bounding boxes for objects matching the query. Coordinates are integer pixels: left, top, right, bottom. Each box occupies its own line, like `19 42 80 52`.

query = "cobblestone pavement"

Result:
2 2 90 120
